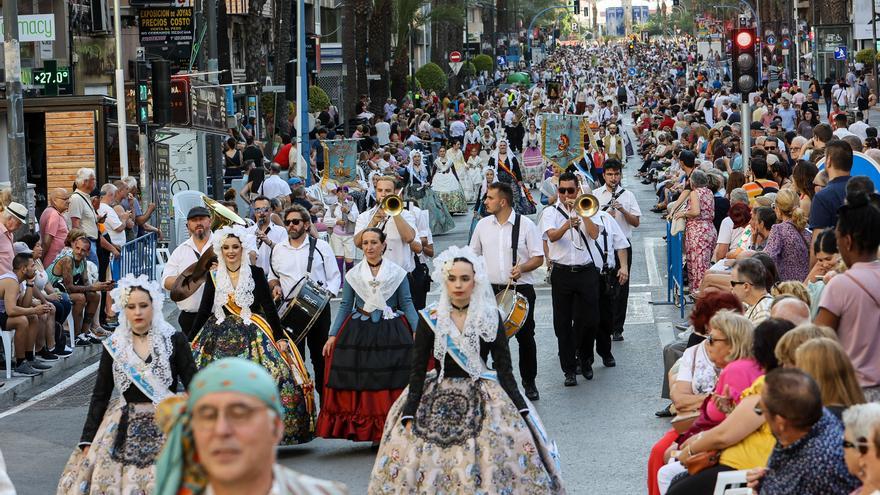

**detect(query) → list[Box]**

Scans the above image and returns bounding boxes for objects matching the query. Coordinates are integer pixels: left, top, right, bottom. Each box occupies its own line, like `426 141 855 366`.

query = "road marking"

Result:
0 362 99 420
626 291 655 324
644 237 662 287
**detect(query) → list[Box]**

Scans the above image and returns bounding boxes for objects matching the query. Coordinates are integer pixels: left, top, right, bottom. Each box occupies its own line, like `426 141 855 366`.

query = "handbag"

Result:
683 449 720 475
669 198 688 235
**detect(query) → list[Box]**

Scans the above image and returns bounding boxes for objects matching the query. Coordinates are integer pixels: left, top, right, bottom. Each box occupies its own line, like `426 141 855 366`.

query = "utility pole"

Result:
113 0 130 177
4 0 28 214
206 0 223 198
136 51 151 205
872 0 879 94
295 0 311 185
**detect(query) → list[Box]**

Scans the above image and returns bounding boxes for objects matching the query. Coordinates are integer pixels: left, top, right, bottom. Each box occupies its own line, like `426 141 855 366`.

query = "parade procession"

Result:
2 0 880 493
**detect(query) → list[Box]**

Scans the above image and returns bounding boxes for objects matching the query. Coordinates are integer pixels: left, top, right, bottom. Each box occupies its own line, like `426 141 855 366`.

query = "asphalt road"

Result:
0 123 684 494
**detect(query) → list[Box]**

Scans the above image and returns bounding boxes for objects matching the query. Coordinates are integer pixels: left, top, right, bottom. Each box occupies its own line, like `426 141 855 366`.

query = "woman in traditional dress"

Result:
58 274 197 495
486 139 536 215
430 147 468 215
447 140 471 199
467 168 497 243
189 225 315 445
317 228 418 444
464 122 481 159
522 119 544 187
369 246 565 494
404 150 454 235
478 126 496 162
464 145 485 203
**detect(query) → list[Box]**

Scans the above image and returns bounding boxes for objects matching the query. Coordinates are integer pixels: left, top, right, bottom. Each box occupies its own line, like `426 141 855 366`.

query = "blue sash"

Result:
418 304 562 472
102 338 168 403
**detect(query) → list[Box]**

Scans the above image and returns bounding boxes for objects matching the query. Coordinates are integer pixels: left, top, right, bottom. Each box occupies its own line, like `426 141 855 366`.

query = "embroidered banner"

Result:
321 139 360 185
540 113 586 172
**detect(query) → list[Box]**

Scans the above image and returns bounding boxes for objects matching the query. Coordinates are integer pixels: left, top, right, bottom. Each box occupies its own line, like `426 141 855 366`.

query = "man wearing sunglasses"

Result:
539 172 601 387
268 205 340 392
248 196 287 276
745 369 859 494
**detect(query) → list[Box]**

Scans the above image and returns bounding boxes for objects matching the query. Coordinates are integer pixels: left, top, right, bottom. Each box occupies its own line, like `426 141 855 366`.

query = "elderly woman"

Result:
654 311 761 495
763 189 811 282
673 170 716 294
842 403 880 495
713 193 751 262
665 318 796 495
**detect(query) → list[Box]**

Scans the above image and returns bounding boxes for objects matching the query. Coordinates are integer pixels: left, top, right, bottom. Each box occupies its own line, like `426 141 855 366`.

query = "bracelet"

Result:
26 283 34 287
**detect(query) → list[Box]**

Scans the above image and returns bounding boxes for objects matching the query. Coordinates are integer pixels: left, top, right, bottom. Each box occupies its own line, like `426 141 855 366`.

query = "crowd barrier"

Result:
119 232 158 280
665 221 687 319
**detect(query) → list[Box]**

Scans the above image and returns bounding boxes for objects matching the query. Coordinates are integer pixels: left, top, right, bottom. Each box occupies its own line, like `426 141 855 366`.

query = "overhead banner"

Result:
138 7 194 66
321 140 360 185
0 14 55 42
853 0 880 39
541 113 586 172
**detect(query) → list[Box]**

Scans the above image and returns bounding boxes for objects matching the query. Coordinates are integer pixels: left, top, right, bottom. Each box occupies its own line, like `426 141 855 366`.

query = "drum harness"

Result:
270 235 326 305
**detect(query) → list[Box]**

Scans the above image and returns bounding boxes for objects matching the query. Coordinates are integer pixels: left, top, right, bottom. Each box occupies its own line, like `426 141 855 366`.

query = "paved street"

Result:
0 125 686 494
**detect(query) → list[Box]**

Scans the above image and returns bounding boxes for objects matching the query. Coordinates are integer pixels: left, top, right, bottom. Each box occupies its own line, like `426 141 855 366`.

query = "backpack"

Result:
860 82 869 100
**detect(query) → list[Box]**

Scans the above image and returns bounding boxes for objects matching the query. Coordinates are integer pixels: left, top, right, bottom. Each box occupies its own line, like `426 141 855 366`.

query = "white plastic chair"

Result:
1 328 14 379
172 191 206 249
156 247 171 283
66 312 75 353
713 470 750 495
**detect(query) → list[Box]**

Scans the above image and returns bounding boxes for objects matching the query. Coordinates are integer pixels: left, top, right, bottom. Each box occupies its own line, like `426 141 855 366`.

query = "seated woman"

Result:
841 403 880 494
773 323 837 368
665 318 796 495
803 230 840 318
762 189 811 282
794 337 865 419
652 311 760 495
369 246 564 493
712 198 751 263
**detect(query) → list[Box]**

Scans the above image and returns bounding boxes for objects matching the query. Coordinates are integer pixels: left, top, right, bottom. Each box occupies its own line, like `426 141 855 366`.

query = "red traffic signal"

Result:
736 30 754 48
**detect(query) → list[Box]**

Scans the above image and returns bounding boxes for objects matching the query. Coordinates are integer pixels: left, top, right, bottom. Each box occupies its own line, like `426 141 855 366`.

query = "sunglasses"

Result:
706 334 728 345
254 207 270 213
843 439 870 455
284 218 305 226
558 187 578 194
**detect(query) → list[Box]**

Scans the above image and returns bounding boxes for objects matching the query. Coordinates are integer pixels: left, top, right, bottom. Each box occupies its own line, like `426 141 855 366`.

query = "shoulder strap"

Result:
511 213 521 268
843 271 880 307
306 236 317 274
269 244 280 279
552 205 597 266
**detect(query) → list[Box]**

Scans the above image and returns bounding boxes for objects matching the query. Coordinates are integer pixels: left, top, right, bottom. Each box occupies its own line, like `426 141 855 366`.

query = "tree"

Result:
473 54 494 74
368 0 393 114
272 0 292 133
342 0 357 121
416 63 448 93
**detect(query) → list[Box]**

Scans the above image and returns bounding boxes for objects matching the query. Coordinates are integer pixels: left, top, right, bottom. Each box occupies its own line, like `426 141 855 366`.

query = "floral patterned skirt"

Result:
369 372 566 494
57 400 161 495
192 314 315 445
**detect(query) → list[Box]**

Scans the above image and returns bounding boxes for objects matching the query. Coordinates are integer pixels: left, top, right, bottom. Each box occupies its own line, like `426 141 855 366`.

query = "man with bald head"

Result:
770 296 811 326
39 188 70 265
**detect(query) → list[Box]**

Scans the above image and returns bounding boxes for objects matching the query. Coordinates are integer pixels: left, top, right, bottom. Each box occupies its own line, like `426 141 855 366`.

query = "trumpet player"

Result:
539 172 601 387
595 159 641 342
470 182 544 401
353 176 418 275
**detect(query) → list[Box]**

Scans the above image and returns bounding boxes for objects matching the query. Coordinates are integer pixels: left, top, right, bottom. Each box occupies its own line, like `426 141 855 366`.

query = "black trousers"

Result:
613 245 633 335
178 311 199 341
667 465 735 495
583 273 615 364
550 264 599 375
492 283 538 384
297 305 330 397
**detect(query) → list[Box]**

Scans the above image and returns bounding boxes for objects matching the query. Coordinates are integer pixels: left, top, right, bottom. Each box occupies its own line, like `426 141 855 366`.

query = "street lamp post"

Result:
112 0 130 177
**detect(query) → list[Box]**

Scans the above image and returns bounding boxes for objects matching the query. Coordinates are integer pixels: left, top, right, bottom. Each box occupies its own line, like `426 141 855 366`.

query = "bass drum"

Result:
278 277 332 342
496 288 529 338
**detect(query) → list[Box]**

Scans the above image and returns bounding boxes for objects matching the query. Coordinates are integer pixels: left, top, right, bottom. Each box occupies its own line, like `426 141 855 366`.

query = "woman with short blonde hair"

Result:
795 337 865 416
773 323 837 368
709 310 754 364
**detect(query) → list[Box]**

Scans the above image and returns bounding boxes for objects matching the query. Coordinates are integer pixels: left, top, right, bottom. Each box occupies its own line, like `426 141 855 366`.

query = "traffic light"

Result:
731 28 757 97
135 61 150 126
285 60 296 102
573 0 580 15
152 59 171 125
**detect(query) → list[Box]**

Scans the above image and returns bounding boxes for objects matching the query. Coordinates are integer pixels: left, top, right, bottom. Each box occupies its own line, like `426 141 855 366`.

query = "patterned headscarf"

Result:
154 358 283 495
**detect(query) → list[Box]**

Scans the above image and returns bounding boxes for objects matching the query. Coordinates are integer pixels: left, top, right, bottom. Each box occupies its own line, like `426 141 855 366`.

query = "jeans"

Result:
51 293 73 348
87 239 99 267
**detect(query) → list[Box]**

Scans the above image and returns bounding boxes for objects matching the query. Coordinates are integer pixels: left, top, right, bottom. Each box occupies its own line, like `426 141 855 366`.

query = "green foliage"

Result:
309 86 331 112
460 61 477 77
856 48 879 65
473 54 494 74
416 62 447 93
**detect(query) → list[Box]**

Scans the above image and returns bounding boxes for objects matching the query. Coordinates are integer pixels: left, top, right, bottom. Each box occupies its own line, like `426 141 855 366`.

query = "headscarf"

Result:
211 225 258 325
106 274 177 403
407 149 428 184
429 246 498 381
154 357 283 495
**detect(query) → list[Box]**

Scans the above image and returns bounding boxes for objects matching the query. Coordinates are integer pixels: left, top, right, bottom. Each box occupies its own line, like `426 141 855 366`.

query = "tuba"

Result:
203 195 246 230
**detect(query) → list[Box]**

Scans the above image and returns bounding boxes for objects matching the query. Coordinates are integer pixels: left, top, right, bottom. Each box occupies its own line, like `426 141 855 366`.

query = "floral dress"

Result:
684 187 717 293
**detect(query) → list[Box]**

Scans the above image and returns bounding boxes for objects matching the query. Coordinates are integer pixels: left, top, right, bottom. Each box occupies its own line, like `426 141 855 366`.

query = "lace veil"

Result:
211 225 258 325
430 245 499 381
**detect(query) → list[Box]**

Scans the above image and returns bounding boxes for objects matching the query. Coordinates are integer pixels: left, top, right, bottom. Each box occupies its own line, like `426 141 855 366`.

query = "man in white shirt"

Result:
259 164 293 201
594 160 641 341
405 200 432 310
470 182 543 400
354 176 417 273
268 204 340 390
375 116 391 146
849 111 869 140
162 206 214 340
538 172 600 386
249 196 288 275
449 115 466 144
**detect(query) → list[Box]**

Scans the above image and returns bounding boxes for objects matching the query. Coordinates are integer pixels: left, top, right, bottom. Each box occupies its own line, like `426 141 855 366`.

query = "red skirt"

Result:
315 314 412 443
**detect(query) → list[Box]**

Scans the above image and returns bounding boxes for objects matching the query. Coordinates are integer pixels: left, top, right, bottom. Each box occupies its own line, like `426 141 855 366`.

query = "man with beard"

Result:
268 205 339 394
162 206 214 339
249 195 288 275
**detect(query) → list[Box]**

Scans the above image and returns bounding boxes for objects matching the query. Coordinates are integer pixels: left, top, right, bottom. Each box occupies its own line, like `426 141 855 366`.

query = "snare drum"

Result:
278 277 332 342
496 289 529 338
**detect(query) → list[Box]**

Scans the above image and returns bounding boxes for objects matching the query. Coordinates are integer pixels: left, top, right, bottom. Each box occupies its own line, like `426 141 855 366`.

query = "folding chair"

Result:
713 470 750 495
1 326 14 380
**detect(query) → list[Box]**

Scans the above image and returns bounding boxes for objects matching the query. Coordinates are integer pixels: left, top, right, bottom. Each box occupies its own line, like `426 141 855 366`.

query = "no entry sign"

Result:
449 51 462 63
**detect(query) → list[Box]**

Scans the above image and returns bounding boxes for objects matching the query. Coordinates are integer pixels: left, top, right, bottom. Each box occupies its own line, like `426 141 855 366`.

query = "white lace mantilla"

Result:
212 225 258 325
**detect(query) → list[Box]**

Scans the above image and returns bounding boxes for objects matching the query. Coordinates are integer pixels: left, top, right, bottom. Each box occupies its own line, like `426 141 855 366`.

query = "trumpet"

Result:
566 193 599 249
377 194 404 229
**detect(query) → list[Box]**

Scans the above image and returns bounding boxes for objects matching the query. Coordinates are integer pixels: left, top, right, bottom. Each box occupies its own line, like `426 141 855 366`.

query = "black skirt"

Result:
326 314 413 391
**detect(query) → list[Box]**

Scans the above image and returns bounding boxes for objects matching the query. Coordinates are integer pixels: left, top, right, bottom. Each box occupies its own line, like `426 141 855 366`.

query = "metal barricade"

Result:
665 222 686 318
119 232 158 280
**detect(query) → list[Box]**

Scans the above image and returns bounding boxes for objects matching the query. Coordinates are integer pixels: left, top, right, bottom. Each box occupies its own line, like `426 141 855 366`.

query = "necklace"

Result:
368 259 383 268
227 264 241 273
451 302 469 312
132 330 150 338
